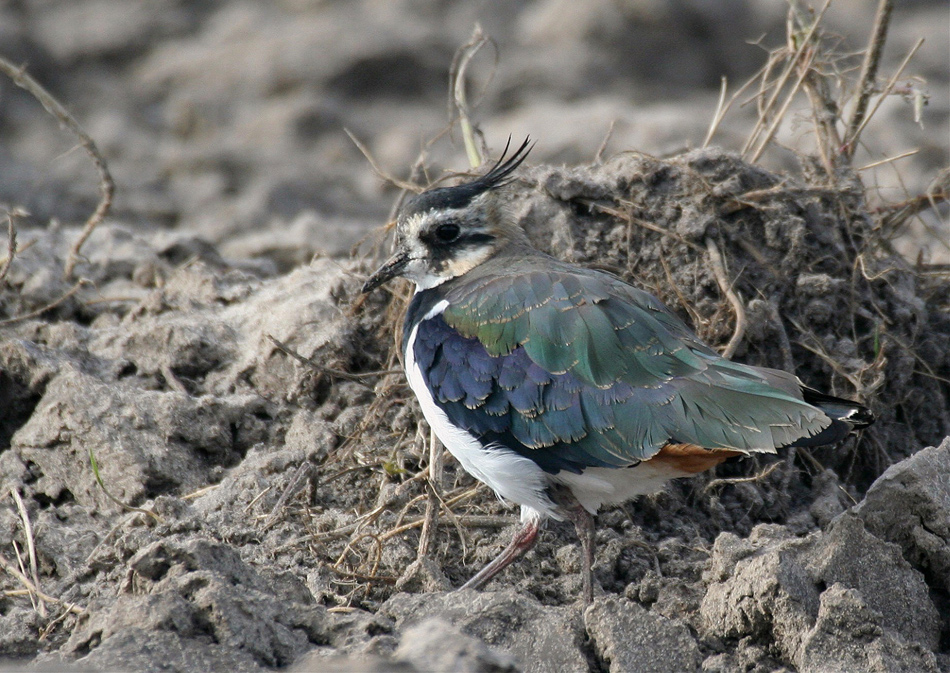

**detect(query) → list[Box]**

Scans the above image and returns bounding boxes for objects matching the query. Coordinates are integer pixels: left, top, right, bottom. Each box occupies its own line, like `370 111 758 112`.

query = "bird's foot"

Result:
458 516 541 591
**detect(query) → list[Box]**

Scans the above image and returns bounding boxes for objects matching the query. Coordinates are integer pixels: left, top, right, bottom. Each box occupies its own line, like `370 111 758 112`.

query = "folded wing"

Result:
413 267 832 474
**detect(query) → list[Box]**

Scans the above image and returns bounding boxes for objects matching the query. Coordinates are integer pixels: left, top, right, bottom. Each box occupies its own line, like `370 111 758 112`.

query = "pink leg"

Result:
459 516 541 591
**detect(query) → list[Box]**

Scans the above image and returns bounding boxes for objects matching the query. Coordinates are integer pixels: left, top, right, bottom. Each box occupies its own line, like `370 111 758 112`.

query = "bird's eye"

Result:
434 222 461 242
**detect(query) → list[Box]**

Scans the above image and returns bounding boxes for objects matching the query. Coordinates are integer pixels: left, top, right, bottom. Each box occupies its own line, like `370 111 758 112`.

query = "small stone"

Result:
394 617 519 673
807 512 939 649
636 570 661 605
855 438 950 595
382 589 587 673
394 557 452 593
585 596 702 673
797 585 939 673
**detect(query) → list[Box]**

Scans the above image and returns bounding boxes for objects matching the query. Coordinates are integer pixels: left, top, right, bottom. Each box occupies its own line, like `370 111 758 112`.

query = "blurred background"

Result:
0 0 946 269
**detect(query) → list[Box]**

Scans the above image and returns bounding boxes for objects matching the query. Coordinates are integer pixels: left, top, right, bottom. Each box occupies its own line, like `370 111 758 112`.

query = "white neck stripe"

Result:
423 299 450 320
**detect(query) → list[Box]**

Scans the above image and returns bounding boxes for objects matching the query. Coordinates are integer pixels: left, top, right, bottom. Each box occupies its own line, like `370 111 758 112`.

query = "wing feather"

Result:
409 265 831 474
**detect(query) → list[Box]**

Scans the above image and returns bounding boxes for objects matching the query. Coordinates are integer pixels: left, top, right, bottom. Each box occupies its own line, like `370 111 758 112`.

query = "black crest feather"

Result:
404 137 534 215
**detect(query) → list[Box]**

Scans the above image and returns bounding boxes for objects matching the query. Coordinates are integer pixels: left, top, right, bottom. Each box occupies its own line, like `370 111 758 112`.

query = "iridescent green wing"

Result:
435 267 828 465
443 269 708 387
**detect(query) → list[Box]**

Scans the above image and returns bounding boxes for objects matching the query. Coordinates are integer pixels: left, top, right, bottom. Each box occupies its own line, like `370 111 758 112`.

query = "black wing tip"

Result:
844 405 875 429
801 386 875 429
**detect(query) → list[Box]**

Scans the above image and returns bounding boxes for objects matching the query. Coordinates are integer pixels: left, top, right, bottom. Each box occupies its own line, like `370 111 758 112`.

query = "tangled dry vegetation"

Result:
327 7 950 602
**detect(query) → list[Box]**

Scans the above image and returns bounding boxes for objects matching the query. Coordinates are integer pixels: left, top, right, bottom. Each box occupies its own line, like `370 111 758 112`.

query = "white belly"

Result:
552 461 689 514
404 306 558 519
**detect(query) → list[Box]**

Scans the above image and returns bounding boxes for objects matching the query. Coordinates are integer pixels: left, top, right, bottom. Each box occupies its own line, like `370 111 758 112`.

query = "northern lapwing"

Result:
362 138 874 604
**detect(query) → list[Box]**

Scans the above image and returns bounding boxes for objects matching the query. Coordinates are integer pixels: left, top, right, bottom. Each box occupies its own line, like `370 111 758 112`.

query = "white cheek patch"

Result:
445 245 494 278
397 208 497 289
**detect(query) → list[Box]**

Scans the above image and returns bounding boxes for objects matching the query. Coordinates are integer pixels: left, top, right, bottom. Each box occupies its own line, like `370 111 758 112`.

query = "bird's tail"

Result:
793 387 875 447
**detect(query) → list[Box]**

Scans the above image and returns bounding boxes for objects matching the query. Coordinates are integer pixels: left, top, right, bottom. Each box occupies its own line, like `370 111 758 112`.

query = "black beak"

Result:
361 250 410 294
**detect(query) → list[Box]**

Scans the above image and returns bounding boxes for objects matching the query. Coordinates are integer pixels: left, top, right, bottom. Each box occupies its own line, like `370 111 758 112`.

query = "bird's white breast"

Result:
404 299 558 520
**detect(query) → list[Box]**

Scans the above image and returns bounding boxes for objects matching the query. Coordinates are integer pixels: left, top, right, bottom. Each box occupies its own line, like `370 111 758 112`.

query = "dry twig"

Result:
705 238 747 359
750 48 817 164
344 129 420 192
742 0 833 159
0 55 114 280
703 77 732 149
856 149 919 172
10 489 45 617
846 38 925 156
0 552 84 616
0 209 22 286
267 334 399 384
0 278 90 326
262 462 313 530
87 445 164 524
594 120 617 164
416 430 443 559
704 460 782 493
449 25 493 168
844 0 893 158
586 200 705 253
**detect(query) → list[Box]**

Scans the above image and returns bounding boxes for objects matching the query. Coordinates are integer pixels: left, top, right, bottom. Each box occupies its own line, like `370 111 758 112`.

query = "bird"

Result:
361 138 874 605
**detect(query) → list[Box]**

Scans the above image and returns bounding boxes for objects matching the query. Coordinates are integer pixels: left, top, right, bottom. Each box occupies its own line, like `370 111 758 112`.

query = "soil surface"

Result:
1 2 948 672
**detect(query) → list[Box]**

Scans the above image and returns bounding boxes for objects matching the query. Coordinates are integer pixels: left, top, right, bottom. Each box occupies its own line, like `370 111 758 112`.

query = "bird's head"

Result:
362 138 533 294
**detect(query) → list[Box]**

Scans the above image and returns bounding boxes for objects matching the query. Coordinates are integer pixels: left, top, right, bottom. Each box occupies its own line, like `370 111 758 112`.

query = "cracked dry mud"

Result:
1 1 949 672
